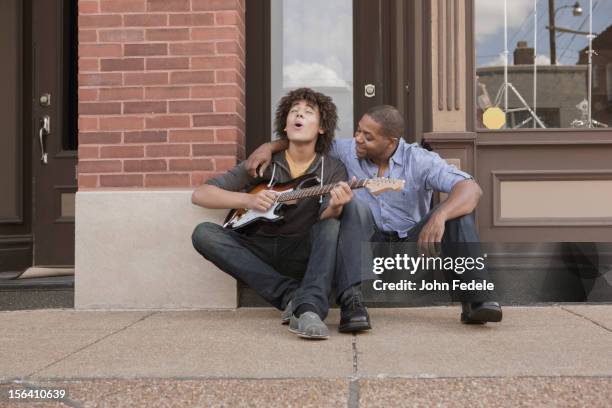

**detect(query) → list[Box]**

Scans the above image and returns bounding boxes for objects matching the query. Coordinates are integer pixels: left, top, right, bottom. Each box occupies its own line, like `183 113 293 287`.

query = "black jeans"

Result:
191 218 339 319
339 199 493 303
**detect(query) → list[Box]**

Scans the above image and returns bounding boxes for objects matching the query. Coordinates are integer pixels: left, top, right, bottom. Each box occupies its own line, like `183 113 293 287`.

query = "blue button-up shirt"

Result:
331 138 472 237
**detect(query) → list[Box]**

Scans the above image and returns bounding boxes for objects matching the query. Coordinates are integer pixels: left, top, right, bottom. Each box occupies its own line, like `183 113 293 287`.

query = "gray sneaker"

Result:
288 311 329 340
281 300 293 325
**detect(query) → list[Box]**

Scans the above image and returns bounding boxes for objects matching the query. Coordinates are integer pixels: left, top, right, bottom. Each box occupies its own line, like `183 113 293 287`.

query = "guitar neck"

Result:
277 179 368 203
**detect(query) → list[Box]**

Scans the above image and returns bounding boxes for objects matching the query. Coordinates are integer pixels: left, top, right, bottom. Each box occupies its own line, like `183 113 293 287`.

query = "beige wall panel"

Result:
500 180 612 219
75 190 237 309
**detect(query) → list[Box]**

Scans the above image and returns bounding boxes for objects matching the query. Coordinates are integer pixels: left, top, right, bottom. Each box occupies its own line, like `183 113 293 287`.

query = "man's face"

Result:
285 100 323 144
354 114 395 161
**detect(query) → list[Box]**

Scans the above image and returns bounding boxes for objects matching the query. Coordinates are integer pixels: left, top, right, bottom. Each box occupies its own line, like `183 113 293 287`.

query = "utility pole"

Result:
548 0 557 64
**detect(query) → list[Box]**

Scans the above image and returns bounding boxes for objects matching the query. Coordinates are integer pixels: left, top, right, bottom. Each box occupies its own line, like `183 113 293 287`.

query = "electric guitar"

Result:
223 174 405 231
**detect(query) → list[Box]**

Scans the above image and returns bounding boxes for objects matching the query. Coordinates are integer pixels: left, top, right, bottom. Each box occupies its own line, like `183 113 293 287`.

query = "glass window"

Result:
270 0 353 138
475 0 612 129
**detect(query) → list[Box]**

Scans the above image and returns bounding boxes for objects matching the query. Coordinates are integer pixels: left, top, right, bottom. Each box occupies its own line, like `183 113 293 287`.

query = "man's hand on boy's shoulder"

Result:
246 143 274 178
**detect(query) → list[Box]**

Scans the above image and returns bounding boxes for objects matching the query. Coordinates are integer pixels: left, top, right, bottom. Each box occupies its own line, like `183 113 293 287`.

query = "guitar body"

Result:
223 174 320 231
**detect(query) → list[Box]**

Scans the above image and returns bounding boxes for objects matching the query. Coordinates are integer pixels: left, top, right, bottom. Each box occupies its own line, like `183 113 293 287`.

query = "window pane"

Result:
475 0 612 129
270 0 353 138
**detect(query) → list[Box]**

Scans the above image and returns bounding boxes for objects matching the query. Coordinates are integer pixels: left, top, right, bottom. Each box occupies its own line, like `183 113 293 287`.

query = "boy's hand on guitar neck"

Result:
245 189 278 212
328 180 353 210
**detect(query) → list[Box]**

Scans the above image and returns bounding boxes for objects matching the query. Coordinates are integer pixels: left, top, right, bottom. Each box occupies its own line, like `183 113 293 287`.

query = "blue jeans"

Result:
192 218 340 319
339 199 493 302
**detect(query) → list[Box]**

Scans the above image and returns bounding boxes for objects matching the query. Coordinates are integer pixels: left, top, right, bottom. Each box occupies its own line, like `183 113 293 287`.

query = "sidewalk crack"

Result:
348 333 360 408
25 311 159 378
352 334 358 375
559 306 612 334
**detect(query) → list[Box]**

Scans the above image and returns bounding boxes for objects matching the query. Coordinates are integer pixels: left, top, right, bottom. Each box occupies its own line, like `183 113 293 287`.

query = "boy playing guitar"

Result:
192 88 355 339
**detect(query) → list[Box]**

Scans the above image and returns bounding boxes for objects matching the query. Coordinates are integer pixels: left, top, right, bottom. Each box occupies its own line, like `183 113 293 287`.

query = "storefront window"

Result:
475 0 612 129
270 0 353 138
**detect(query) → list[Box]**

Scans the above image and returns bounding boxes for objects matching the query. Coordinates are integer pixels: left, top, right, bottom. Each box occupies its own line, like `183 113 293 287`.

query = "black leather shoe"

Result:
461 301 503 324
339 296 372 333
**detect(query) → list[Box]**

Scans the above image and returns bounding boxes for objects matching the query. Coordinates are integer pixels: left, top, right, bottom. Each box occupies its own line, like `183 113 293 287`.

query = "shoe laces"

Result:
347 295 364 311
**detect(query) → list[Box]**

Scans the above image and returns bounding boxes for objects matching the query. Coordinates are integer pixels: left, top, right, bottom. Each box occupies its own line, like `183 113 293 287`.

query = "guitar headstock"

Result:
364 178 405 195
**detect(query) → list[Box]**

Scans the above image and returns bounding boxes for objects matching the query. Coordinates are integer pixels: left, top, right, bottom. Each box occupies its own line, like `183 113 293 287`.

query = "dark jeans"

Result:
339 199 493 303
191 218 340 319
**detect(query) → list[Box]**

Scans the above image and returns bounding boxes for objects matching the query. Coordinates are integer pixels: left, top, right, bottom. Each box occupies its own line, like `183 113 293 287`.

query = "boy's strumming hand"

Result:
245 189 278 212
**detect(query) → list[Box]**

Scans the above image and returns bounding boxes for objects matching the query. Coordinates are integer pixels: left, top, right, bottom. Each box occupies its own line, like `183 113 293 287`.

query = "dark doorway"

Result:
31 0 78 267
0 0 77 274
241 0 422 306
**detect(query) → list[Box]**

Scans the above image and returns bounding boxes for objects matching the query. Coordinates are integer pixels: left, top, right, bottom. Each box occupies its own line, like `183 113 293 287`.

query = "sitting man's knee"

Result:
313 217 340 238
342 199 372 221
449 212 475 227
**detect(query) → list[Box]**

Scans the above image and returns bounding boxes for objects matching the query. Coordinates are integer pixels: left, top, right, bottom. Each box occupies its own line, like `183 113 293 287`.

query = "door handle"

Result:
39 115 50 164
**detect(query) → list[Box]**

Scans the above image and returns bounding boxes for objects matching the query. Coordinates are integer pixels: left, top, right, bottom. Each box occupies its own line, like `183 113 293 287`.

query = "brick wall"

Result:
77 0 245 189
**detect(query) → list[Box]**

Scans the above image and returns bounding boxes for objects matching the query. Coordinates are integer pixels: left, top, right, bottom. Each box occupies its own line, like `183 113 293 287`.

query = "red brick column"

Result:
77 0 245 189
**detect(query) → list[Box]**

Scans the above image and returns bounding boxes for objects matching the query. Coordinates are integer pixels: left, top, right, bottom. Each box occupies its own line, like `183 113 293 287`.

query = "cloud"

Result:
478 51 553 67
535 54 551 65
481 54 507 67
283 61 351 89
280 0 353 80
475 0 536 44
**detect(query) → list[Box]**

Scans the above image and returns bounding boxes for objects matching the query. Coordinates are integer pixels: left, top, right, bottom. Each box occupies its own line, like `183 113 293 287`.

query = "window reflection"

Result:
475 0 611 129
270 0 353 138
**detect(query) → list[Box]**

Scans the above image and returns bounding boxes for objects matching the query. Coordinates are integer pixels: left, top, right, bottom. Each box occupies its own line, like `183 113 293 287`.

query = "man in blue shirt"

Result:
247 105 502 331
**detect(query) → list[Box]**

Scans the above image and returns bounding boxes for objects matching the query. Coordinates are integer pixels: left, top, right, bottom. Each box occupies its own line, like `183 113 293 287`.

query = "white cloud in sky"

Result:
282 0 353 81
480 51 552 67
535 54 551 65
475 0 536 44
483 54 508 67
283 61 350 89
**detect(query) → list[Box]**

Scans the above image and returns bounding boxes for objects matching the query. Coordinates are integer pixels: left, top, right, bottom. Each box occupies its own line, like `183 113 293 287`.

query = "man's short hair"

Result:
274 87 338 153
365 105 404 139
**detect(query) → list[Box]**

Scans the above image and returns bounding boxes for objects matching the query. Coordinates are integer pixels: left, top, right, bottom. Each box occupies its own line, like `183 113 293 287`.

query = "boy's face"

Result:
284 100 324 144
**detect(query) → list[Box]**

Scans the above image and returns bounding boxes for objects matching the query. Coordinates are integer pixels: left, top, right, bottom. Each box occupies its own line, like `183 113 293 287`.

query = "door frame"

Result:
0 0 33 275
245 0 427 154
0 0 77 275
31 0 77 266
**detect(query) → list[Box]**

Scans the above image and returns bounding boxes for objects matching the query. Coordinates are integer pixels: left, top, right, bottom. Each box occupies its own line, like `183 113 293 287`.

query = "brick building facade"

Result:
74 0 247 309
77 0 245 190
2 0 611 309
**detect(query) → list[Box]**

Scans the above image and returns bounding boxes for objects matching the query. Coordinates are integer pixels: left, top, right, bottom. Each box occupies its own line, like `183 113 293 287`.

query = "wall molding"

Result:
492 170 612 226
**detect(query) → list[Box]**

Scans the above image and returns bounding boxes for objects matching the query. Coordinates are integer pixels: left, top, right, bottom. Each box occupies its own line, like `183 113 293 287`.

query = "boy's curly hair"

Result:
274 87 338 153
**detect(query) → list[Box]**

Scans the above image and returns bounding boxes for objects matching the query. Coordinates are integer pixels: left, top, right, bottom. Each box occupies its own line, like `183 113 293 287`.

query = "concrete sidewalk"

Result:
1 305 611 407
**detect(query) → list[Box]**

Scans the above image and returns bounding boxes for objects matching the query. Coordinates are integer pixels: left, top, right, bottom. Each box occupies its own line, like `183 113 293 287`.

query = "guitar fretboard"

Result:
277 179 368 203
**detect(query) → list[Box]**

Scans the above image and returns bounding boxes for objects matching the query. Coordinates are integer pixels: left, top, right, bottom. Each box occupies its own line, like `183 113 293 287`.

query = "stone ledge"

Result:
75 190 236 309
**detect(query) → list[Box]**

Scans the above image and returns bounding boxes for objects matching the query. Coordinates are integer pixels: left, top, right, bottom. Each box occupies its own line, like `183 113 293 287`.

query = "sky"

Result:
278 0 353 88
476 0 612 67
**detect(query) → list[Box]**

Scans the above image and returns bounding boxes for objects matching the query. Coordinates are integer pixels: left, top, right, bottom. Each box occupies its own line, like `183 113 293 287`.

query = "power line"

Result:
509 0 545 47
535 0 553 50
558 0 600 63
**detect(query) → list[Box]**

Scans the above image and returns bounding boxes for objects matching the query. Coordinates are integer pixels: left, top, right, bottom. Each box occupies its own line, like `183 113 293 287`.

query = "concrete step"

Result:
0 275 74 310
